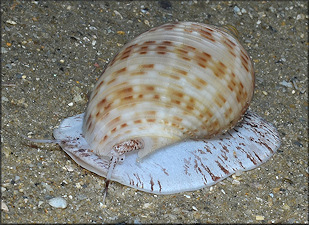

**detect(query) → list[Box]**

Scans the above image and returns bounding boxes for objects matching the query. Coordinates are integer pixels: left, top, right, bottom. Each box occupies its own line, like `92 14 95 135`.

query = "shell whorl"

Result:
82 22 254 159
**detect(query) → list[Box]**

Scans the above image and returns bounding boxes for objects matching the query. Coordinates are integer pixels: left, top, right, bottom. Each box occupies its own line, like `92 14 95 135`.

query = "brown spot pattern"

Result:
120 87 133 94
144 40 156 44
121 123 128 128
145 85 155 91
196 77 207 86
130 71 145 76
172 68 188 76
224 107 233 119
97 98 107 108
140 64 154 69
173 116 183 122
104 103 112 110
123 95 133 100
115 67 127 74
161 23 178 30
153 94 160 100
107 78 116 85
95 80 104 90
162 40 173 46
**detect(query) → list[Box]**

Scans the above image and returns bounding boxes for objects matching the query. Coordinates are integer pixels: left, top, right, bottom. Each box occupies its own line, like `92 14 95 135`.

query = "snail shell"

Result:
83 22 254 160
27 22 280 197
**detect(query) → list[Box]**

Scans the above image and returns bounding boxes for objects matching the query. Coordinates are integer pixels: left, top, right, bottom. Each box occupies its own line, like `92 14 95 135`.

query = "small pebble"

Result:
65 165 74 172
233 6 240 13
6 64 12 69
113 10 123 19
144 20 150 26
1 201 9 212
48 197 67 209
2 97 9 102
269 6 275 12
89 26 97 31
143 202 151 208
117 31 125 35
256 215 264 221
296 14 305 20
1 47 8 54
232 179 240 185
256 197 263 202
99 202 107 208
6 19 17 25
134 219 142 224
42 182 54 192
73 94 83 103
38 201 44 207
279 81 293 88
192 206 198 211
83 37 90 42
269 193 274 198
282 204 290 210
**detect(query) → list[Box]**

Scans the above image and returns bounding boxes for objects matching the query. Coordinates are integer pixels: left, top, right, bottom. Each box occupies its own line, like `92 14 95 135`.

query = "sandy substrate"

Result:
1 1 308 223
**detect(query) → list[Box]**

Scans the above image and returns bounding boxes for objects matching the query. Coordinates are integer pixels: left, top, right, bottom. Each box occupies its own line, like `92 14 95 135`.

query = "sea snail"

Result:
26 22 281 200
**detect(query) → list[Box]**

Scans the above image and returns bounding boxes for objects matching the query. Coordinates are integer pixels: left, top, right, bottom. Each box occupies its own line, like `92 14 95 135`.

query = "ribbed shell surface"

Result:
82 22 255 159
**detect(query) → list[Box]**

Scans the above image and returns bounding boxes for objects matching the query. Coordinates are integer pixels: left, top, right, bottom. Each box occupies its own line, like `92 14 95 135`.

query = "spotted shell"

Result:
83 22 254 159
